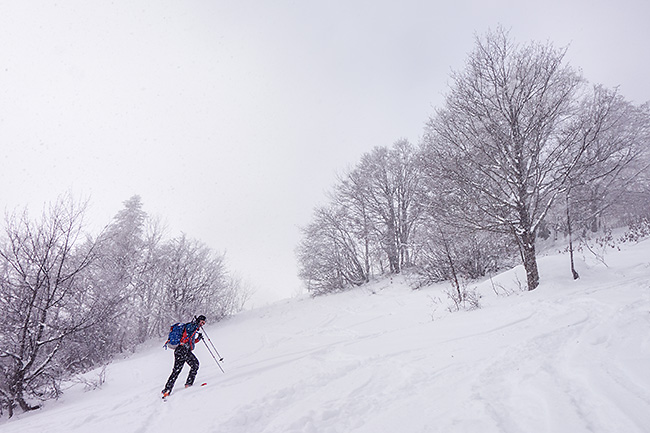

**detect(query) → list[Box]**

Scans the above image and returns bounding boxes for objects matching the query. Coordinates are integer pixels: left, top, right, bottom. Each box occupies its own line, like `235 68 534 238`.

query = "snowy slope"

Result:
2 238 650 433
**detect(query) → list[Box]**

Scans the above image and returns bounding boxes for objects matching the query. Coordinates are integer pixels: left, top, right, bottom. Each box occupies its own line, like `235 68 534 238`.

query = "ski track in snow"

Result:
2 240 650 433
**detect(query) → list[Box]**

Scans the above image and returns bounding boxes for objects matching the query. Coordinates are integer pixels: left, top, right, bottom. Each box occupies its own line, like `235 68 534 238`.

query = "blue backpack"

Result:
164 323 186 350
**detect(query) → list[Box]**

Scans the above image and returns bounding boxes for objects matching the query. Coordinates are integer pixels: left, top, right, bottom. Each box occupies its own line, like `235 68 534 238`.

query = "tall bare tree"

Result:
297 205 369 295
563 87 650 277
161 234 235 322
346 140 424 273
423 27 591 290
0 197 102 417
298 139 426 294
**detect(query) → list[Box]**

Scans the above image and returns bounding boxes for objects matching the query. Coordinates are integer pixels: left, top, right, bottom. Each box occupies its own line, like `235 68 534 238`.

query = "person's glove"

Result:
198 333 203 341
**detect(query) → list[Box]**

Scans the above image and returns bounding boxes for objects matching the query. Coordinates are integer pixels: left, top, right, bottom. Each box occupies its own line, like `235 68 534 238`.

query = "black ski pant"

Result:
163 345 199 393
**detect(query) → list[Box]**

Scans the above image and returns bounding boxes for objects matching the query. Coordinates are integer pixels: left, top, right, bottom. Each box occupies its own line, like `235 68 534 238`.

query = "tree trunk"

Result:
7 374 40 418
440 229 462 300
385 222 400 274
17 395 40 413
362 216 371 284
567 192 580 280
520 231 540 291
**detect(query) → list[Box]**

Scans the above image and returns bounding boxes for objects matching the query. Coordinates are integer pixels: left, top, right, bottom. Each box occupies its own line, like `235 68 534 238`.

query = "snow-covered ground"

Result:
2 238 650 433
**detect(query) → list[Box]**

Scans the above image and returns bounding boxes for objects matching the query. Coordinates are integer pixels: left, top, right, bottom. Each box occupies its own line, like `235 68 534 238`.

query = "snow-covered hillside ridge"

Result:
2 238 650 433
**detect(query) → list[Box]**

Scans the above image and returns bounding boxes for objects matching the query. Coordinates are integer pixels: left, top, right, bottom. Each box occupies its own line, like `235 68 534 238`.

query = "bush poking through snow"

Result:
73 365 107 392
444 284 481 312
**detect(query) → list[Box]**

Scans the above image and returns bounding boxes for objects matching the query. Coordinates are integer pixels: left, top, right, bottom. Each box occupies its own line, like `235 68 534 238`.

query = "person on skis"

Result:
162 315 206 398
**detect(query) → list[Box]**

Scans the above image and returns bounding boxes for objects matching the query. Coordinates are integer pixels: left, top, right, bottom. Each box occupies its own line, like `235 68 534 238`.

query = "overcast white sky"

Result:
1 0 649 305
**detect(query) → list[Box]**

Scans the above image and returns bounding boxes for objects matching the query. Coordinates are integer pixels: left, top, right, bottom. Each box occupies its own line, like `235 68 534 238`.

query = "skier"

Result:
161 315 206 398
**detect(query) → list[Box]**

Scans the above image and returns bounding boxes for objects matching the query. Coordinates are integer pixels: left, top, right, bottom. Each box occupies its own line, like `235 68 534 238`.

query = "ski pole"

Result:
201 338 225 373
200 327 224 361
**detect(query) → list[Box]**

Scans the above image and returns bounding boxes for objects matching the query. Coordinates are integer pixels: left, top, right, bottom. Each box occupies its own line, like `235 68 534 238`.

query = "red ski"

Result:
161 383 207 401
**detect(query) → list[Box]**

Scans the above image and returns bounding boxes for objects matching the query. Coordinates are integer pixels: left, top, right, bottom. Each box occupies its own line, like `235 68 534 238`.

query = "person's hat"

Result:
196 315 207 322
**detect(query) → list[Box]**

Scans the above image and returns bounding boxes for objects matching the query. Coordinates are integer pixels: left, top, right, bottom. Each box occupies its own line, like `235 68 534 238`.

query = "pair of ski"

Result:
162 382 207 401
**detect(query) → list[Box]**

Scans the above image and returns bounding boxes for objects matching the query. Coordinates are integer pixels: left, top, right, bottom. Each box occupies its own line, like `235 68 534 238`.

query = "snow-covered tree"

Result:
0 197 103 417
160 234 245 324
91 195 159 351
349 140 424 273
423 27 596 290
298 139 425 294
298 204 371 295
